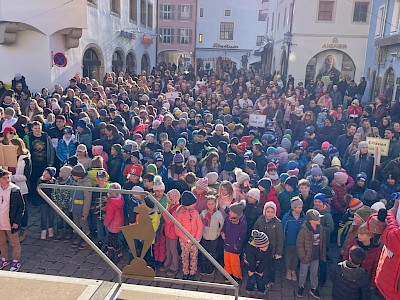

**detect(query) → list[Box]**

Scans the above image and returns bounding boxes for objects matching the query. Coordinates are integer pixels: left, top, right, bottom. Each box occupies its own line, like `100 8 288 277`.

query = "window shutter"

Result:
159 4 163 19
171 5 175 20
189 29 192 44
178 5 181 20
171 29 175 43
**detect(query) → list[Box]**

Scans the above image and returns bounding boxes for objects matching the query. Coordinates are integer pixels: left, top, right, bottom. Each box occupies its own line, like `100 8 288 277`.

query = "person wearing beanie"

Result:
56 126 77 165
199 195 224 276
37 166 57 240
275 173 290 195
331 156 341 168
306 165 329 195
331 171 353 237
174 191 203 280
332 246 371 300
281 137 292 151
107 144 123 183
253 201 284 289
169 150 188 186
244 188 263 245
244 160 260 188
362 188 378 207
162 189 181 275
264 162 279 186
282 196 306 281
244 229 275 295
220 160 236 182
296 209 326 298
342 223 383 289
221 200 247 281
206 172 219 186
152 175 168 265
313 192 334 285
312 153 325 167
347 141 374 184
278 176 300 218
257 177 281 216
70 163 92 248
233 168 251 202
146 163 158 175
193 177 208 214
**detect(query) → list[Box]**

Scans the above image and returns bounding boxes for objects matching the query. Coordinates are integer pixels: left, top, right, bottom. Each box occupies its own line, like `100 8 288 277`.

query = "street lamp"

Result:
283 31 292 85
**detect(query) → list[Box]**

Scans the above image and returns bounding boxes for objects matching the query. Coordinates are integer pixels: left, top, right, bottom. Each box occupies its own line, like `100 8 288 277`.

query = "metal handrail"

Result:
37 184 239 300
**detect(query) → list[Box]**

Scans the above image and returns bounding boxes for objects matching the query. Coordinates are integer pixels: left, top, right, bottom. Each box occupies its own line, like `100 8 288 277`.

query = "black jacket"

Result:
331 261 371 300
336 134 354 158
244 242 274 274
107 154 124 183
8 185 25 233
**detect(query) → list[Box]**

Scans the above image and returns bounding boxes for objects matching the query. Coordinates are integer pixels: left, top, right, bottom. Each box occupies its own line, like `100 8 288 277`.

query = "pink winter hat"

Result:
196 177 208 191
334 172 348 185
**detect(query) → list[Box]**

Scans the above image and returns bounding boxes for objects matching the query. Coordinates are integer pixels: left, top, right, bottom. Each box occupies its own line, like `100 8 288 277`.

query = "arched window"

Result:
83 48 101 81
126 52 137 75
112 51 123 74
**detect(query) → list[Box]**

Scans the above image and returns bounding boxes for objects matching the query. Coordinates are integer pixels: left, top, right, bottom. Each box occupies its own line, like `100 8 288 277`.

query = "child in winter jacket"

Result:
107 144 123 183
282 197 306 281
349 172 368 201
91 170 110 249
56 126 77 165
200 195 224 276
52 166 74 241
174 191 203 280
343 223 382 287
161 189 181 275
193 177 208 214
306 164 328 194
258 178 281 216
221 200 247 280
37 167 56 240
253 201 283 286
244 230 275 296
244 188 263 244
264 162 280 186
278 176 299 218
152 175 168 266
296 209 326 299
104 183 124 262
217 181 235 217
332 246 371 300
337 197 363 248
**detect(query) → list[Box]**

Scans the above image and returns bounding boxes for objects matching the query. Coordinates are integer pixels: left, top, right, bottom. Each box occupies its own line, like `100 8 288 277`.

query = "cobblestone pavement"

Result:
7 203 340 299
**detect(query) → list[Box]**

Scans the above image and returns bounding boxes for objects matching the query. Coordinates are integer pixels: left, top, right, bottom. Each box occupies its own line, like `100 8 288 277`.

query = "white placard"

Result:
248 114 267 128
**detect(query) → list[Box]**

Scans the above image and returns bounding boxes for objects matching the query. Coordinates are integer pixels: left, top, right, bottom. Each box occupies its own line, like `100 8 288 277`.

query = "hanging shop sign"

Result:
119 30 136 40
142 35 153 45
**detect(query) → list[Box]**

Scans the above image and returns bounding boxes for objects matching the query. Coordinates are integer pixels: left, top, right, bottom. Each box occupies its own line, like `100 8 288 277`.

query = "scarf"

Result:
203 209 216 227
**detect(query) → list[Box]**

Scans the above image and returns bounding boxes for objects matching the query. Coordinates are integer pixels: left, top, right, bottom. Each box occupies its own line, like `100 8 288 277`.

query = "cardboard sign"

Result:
249 114 267 128
0 144 18 167
366 137 390 157
165 92 179 103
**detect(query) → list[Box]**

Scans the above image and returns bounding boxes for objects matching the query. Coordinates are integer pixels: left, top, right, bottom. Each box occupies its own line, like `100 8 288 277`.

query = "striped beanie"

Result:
251 230 269 248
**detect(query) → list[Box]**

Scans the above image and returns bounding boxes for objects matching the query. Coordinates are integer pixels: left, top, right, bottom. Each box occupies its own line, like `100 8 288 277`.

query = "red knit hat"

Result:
349 198 363 211
130 164 144 177
267 162 277 172
2 126 16 135
236 142 247 153
240 136 253 148
321 141 330 149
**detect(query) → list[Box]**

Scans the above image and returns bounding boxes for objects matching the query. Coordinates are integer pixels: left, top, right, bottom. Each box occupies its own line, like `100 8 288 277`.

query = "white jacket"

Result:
11 153 31 195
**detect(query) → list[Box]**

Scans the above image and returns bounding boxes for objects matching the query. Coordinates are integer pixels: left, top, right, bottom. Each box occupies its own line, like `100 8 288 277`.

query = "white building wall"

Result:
266 0 369 83
196 0 265 68
0 0 156 92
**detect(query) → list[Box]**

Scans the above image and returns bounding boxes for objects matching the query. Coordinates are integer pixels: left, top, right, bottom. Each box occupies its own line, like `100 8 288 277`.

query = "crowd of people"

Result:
1 66 400 300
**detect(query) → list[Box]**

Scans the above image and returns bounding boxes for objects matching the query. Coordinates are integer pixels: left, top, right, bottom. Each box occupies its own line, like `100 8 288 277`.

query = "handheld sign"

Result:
249 114 267 128
0 145 18 167
165 92 179 104
366 137 390 157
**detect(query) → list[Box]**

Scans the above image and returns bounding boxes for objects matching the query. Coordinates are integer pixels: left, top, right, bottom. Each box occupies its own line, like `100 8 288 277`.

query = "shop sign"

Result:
142 35 153 45
213 43 239 49
202 57 232 61
322 37 347 49
120 30 136 40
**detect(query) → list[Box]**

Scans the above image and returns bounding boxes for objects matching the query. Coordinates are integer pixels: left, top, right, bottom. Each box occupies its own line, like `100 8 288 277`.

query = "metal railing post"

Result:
37 184 239 299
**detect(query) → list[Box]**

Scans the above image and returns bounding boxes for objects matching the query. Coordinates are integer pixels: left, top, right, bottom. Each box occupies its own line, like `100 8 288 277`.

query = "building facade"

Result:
157 0 196 69
363 0 400 103
0 0 157 92
195 0 266 74
263 0 370 88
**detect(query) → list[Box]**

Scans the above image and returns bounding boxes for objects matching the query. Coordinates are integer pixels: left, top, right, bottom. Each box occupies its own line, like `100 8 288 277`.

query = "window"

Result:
178 28 192 44
353 2 369 23
375 5 386 37
318 1 334 21
87 0 97 5
140 0 146 25
200 8 204 17
258 9 267 21
148 3 153 28
179 4 192 20
160 4 174 20
110 0 120 15
160 28 174 43
129 0 137 22
256 36 265 46
391 0 400 33
219 22 234 40
225 10 231 16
